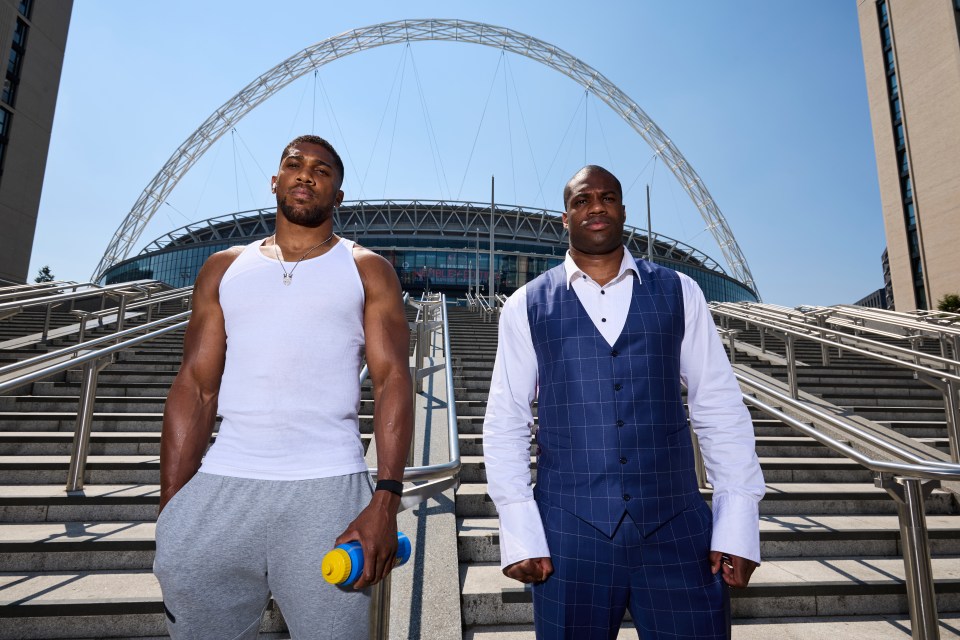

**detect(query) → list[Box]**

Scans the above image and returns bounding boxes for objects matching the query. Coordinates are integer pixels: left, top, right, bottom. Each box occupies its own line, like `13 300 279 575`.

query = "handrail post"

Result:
785 335 799 398
876 473 940 640
368 573 392 640
944 378 960 464
759 327 766 354
408 365 417 468
817 317 831 366
65 356 111 493
42 303 53 344
115 292 134 332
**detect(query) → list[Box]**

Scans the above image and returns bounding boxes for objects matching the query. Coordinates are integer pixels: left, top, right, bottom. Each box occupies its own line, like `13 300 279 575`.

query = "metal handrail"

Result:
735 372 959 476
715 303 960 372
374 293 461 486
0 279 160 315
0 280 84 303
712 303 960 466
733 369 958 640
0 311 192 388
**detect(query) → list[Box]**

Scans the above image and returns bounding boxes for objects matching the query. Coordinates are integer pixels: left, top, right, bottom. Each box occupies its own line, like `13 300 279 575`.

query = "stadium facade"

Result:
102 199 758 303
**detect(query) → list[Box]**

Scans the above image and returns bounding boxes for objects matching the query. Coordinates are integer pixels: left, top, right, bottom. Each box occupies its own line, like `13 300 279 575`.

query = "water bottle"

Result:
321 532 411 586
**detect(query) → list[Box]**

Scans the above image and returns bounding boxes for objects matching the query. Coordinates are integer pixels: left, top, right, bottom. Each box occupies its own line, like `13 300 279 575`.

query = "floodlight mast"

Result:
92 18 759 299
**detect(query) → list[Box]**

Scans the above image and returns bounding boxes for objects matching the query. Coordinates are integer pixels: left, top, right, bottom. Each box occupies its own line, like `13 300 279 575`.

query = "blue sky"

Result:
33 1 883 306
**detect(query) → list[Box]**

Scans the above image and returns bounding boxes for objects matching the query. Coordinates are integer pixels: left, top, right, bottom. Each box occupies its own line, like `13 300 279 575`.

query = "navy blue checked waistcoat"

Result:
526 257 701 537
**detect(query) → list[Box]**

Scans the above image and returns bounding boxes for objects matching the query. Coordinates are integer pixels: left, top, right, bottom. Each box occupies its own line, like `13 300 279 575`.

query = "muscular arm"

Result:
159 249 238 512
335 246 413 588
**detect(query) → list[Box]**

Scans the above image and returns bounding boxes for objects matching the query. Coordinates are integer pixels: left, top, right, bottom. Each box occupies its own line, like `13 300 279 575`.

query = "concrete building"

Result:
0 0 72 283
857 0 960 311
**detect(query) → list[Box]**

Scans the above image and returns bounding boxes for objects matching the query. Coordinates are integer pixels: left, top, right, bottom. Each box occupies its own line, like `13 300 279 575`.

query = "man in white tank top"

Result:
154 136 412 639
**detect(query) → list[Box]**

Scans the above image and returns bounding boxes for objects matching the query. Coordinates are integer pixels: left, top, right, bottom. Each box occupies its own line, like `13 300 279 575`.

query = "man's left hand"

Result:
335 491 401 589
709 550 757 588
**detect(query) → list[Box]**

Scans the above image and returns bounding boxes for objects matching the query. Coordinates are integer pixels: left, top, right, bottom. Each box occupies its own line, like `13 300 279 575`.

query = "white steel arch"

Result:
93 18 760 297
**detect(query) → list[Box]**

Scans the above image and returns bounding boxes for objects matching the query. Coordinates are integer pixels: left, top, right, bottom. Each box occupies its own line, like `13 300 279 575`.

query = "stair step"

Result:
0 570 286 639
460 558 960 625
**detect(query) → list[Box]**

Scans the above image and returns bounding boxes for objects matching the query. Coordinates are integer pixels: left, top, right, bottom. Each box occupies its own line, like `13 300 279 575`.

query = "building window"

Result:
898 149 909 175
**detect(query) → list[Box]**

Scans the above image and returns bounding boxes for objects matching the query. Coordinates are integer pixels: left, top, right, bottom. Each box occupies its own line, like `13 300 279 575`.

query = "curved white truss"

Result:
92 18 759 297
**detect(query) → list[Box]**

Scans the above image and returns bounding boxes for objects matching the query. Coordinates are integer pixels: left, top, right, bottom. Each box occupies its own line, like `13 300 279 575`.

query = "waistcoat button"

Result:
614 383 622 391
620 457 627 464
616 419 624 427
623 494 631 501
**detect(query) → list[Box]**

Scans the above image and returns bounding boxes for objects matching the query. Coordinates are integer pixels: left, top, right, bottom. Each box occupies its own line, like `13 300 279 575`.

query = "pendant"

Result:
283 274 292 286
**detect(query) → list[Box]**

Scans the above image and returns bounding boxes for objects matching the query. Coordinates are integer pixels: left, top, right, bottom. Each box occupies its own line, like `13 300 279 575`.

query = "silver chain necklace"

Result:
273 233 335 286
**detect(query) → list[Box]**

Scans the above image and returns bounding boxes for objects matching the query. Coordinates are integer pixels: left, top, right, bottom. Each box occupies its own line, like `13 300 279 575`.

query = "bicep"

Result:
175 260 229 395
358 257 409 380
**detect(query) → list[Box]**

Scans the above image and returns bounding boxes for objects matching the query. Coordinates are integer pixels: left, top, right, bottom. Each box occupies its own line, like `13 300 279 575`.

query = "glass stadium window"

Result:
17 0 31 18
891 97 901 122
905 202 916 227
898 150 909 175
881 24 891 49
885 49 895 74
879 0 888 24
888 73 898 99
894 123 904 149
902 176 913 200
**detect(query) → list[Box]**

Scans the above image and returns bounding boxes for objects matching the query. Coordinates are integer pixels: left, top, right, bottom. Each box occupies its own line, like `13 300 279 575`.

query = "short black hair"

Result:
563 165 623 206
280 135 345 184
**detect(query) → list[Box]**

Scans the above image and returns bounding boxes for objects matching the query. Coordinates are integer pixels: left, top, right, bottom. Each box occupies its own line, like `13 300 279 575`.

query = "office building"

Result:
857 0 960 310
0 0 72 283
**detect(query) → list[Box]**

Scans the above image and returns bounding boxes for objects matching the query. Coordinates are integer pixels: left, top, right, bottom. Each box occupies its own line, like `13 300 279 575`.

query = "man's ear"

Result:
336 190 344 207
561 212 569 228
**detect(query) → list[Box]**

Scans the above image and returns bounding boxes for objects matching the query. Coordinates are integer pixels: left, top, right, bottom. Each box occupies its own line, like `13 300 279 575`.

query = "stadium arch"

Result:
92 18 760 299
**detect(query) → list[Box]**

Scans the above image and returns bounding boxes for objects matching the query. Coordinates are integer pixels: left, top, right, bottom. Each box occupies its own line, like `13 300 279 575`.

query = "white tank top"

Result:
200 237 368 480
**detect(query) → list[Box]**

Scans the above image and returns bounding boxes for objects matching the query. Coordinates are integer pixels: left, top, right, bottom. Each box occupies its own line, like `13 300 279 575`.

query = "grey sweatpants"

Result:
154 471 374 640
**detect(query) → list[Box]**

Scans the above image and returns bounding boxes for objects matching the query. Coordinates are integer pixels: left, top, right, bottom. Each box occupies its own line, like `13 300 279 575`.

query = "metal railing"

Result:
0 279 165 344
712 303 960 463
0 280 85 303
732 368 960 640
366 293 461 640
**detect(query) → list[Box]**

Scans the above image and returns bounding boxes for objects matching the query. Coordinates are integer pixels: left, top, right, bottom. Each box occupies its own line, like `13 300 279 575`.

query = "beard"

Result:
278 197 332 228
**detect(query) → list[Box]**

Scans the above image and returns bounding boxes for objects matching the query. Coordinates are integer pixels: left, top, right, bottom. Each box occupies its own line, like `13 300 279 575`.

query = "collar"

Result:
563 247 642 290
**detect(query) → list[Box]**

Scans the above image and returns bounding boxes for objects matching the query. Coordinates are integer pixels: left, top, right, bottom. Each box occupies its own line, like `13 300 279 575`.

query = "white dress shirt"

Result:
482 249 766 569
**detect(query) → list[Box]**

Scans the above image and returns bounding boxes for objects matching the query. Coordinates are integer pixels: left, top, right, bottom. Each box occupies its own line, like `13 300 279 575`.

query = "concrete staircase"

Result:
448 306 960 638
3 296 960 638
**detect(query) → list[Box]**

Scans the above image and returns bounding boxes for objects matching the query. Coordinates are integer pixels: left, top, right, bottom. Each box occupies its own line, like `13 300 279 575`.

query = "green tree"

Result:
34 265 55 283
937 293 960 313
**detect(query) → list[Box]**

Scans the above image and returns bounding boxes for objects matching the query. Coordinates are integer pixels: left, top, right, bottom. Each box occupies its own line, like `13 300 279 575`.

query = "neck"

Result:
271 217 336 254
569 245 624 286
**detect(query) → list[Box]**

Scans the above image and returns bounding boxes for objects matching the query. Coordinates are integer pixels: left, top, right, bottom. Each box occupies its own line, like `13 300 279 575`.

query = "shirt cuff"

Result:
496 499 551 569
710 492 761 564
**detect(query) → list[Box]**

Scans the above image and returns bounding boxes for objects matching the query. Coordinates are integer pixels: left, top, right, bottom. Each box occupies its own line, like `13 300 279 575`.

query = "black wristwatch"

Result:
375 478 403 496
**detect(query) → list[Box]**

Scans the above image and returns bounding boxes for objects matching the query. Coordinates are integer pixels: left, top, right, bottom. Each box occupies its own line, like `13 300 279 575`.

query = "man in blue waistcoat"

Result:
483 165 766 639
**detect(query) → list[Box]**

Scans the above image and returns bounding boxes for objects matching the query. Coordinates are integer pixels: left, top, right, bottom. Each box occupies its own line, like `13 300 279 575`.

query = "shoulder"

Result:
351 242 401 295
195 246 245 298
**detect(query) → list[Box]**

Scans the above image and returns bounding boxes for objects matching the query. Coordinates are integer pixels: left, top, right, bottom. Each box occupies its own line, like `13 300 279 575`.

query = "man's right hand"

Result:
503 557 553 584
